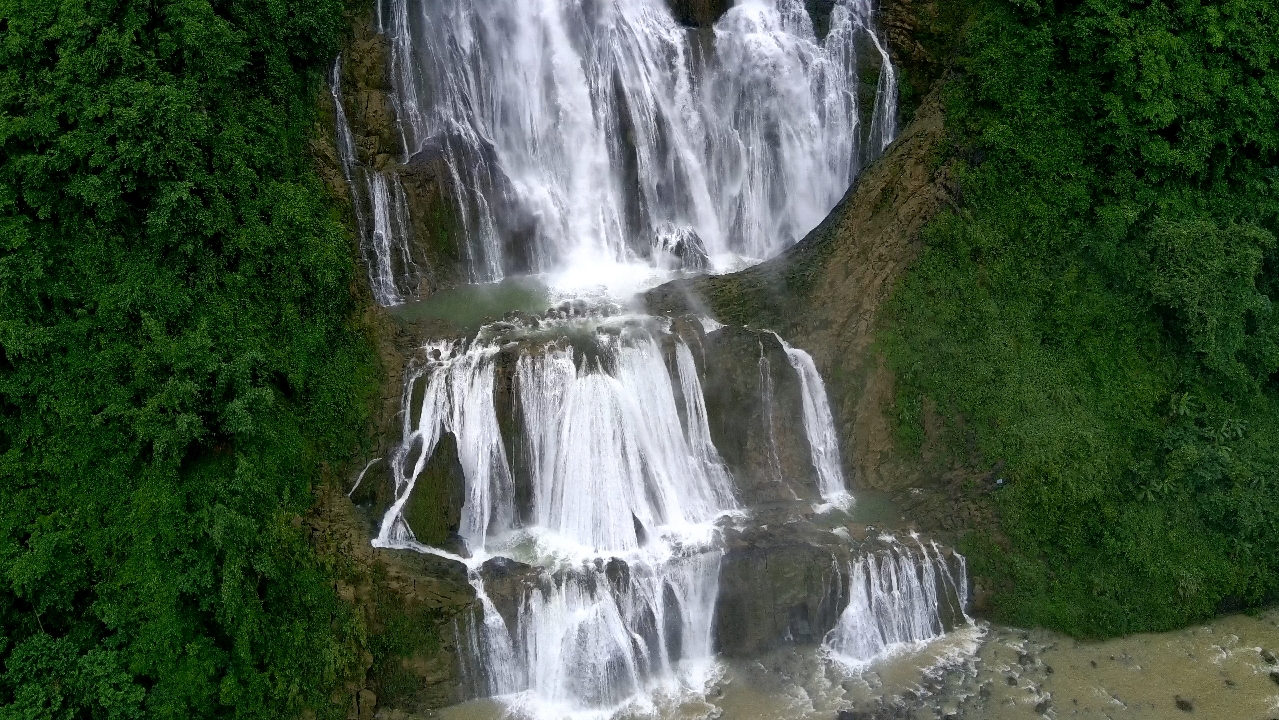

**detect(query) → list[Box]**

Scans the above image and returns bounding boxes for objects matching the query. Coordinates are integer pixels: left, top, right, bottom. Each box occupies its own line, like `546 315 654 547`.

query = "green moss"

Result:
402 434 462 546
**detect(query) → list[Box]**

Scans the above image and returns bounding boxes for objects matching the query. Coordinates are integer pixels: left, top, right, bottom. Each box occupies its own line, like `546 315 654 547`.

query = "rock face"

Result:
307 485 477 715
716 517 968 657
716 520 852 655
313 8 468 302
646 87 954 497
695 325 824 505
666 0 838 38
666 0 733 27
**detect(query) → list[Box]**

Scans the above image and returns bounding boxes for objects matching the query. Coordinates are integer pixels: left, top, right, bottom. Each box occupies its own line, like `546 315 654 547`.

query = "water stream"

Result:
332 0 985 717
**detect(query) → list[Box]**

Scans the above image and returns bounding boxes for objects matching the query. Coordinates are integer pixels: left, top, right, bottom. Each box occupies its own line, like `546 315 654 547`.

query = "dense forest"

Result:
886 0 1279 636
1 0 1276 717
1 1 376 717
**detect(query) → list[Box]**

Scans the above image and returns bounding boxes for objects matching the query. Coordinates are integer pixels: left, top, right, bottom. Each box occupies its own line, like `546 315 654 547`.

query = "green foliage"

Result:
884 0 1279 636
0 0 377 717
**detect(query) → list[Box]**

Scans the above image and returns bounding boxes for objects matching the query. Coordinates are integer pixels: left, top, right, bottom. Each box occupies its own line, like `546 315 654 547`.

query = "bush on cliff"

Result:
0 1 375 717
885 0 1279 636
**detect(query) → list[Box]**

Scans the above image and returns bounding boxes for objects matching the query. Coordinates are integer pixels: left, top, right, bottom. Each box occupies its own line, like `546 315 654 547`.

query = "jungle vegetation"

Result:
885 0 1279 636
1 0 1276 718
0 0 377 717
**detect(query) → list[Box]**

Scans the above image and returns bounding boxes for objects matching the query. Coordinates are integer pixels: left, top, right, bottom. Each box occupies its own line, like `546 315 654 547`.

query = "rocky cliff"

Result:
303 2 982 717
644 78 1000 582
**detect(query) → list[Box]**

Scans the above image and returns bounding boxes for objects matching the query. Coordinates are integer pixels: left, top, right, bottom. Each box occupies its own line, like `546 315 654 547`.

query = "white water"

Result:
823 537 971 667
333 0 898 299
772 333 852 507
332 1 981 716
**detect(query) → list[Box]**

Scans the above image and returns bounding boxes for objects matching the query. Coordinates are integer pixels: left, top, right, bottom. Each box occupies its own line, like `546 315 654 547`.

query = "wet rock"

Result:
716 520 966 657
666 0 732 27
402 431 466 546
475 556 539 631
1271 670 1279 686
699 326 823 505
1175 695 1193 712
715 521 851 655
653 224 710 272
1262 648 1277 664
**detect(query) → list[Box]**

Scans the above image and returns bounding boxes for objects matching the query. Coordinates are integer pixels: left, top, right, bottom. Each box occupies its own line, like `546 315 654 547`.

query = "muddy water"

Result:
434 608 1279 720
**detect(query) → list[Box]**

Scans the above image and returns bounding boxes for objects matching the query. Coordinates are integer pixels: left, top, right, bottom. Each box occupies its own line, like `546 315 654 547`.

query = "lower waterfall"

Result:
823 537 970 667
368 309 970 718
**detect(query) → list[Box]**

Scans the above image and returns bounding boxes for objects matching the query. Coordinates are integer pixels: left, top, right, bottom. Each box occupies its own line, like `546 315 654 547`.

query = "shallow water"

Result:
434 608 1279 720
388 277 551 329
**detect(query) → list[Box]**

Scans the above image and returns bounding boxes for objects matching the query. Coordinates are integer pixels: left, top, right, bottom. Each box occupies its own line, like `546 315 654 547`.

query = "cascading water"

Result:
335 0 901 297
772 332 853 508
374 314 738 714
823 536 971 667
335 0 974 716
330 57 423 305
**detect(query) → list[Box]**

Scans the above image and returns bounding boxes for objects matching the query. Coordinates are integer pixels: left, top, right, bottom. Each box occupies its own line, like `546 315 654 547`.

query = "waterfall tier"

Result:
357 308 970 716
335 0 899 303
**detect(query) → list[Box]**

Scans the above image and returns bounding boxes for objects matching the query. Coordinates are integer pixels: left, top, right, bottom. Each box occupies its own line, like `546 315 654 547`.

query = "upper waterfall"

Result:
343 0 897 303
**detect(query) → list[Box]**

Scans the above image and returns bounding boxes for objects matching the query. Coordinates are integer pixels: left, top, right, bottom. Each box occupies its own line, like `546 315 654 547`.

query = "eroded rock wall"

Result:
646 87 954 495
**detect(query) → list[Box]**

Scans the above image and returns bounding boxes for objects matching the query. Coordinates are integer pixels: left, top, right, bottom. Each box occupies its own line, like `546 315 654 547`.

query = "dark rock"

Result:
666 0 732 27
1006 676 1017 686
476 556 539 632
1175 696 1193 712
805 0 839 40
1035 700 1050 714
402 431 466 546
715 521 852 655
1262 649 1277 664
715 523 967 657
1271 671 1279 686
653 224 710 272
700 326 823 505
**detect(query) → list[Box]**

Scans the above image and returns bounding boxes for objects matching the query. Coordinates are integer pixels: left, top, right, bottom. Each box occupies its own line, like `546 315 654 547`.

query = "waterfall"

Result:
329 58 422 305
823 537 971 667
331 1 980 716
335 0 899 298
375 318 738 556
772 333 852 507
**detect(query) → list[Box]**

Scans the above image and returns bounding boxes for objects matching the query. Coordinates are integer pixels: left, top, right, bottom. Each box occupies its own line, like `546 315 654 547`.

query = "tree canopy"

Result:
0 1 375 716
886 0 1279 635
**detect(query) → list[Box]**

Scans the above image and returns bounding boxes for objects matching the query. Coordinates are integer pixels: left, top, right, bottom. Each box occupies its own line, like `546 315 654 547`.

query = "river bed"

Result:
432 608 1279 720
